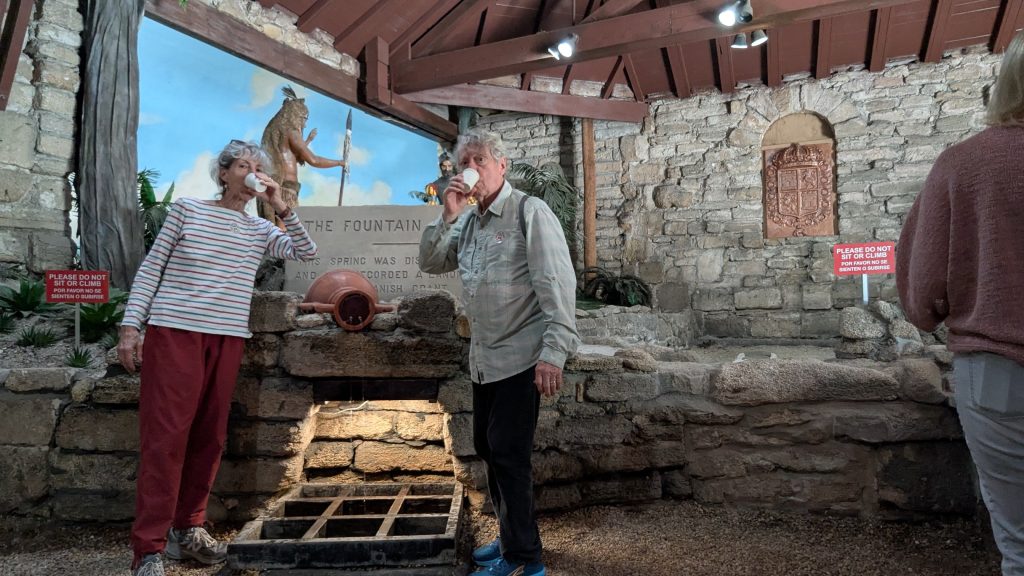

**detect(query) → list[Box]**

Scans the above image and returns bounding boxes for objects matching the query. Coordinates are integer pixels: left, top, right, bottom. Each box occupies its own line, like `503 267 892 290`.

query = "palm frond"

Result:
508 162 579 251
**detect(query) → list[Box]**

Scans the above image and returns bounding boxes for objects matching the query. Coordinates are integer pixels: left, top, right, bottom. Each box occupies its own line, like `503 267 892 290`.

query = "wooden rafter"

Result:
623 54 645 101
653 0 690 98
145 0 358 104
600 56 625 99
392 0 921 94
403 83 649 122
411 0 491 58
0 0 32 112
924 0 953 62
561 65 578 95
580 0 647 23
815 17 833 79
389 0 463 62
364 37 458 141
715 37 735 94
993 0 1024 53
333 0 399 55
766 28 782 87
296 0 332 34
869 6 892 71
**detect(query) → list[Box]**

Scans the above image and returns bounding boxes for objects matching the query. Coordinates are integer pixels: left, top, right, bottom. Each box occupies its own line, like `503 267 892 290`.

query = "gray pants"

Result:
954 352 1024 576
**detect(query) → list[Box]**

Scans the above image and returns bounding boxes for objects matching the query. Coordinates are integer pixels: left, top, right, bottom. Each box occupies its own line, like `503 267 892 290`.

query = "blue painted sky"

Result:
138 18 441 206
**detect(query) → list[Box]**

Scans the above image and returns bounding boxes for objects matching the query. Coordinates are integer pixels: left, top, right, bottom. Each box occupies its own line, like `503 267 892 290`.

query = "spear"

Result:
338 109 352 206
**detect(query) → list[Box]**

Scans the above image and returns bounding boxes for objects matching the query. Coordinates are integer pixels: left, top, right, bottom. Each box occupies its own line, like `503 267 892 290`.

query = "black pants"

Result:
472 366 542 564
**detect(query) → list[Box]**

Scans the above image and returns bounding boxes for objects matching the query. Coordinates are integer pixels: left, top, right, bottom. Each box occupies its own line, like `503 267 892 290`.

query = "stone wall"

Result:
0 291 974 522
0 0 81 275
474 47 996 340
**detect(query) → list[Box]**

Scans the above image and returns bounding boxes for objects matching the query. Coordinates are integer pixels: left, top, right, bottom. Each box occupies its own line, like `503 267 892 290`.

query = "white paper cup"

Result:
461 168 480 191
244 172 266 192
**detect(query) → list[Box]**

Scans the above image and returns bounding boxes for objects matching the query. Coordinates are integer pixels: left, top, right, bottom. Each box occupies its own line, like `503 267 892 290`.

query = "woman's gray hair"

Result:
987 31 1024 126
454 128 508 165
209 139 274 188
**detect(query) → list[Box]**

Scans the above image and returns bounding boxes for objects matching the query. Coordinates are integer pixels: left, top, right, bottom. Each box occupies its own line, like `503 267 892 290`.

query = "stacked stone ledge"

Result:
0 290 972 522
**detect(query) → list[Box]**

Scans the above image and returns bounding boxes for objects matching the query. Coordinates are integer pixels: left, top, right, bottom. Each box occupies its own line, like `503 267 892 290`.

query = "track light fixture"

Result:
731 33 748 49
718 0 753 27
750 29 768 47
547 33 579 60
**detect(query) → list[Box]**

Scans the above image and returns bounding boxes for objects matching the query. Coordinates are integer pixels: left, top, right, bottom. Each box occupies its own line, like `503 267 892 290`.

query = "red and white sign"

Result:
832 242 895 276
45 270 109 303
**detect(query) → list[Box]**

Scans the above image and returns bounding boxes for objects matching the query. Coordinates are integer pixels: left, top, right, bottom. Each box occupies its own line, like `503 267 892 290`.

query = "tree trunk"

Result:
78 0 146 289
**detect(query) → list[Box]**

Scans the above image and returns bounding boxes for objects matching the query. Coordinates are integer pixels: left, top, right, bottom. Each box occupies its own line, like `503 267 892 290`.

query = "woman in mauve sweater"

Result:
118 140 317 576
897 32 1024 576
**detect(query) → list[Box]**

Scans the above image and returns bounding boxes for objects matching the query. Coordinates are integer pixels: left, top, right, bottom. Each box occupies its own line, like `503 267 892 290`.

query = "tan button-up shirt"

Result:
419 181 580 384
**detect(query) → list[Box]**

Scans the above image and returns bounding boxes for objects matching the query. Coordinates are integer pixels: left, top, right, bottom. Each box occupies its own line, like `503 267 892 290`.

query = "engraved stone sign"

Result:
763 142 836 238
285 206 461 302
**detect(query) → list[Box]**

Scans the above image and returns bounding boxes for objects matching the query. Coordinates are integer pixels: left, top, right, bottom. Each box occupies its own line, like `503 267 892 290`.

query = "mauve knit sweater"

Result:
897 126 1024 366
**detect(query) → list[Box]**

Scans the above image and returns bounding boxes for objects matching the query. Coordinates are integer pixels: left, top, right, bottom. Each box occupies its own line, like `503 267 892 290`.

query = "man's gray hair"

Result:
454 128 508 164
209 139 274 188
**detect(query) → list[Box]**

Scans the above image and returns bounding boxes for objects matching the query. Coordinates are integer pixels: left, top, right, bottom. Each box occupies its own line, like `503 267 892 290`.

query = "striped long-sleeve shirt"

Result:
122 197 317 338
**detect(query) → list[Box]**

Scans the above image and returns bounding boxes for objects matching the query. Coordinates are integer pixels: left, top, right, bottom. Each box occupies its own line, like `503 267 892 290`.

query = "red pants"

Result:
130 325 244 564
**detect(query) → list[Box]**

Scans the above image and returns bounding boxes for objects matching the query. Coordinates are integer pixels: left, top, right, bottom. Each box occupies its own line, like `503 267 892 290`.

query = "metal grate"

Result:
229 482 463 571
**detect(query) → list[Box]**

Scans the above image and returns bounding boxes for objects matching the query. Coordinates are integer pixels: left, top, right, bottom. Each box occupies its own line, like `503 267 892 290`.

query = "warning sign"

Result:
832 242 895 276
45 270 109 303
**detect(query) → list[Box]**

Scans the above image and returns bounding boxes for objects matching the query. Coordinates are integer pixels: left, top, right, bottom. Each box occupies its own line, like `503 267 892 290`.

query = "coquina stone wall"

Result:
476 47 997 341
0 0 81 275
0 291 974 523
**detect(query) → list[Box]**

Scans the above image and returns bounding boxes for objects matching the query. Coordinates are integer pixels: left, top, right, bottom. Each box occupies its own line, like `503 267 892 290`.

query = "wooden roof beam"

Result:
403 83 649 123
869 6 892 71
815 17 833 79
993 0 1024 53
923 0 953 63
0 0 32 111
333 0 399 55
653 0 691 99
411 0 491 58
714 37 736 94
296 0 332 33
600 56 625 99
766 29 782 87
393 0 921 94
365 37 458 142
390 0 463 62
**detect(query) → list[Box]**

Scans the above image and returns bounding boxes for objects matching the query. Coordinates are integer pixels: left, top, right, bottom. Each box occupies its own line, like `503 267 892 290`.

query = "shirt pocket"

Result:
956 353 1024 420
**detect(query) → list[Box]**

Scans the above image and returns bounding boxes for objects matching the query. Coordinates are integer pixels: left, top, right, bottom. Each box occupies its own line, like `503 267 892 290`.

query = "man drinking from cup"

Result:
418 128 579 576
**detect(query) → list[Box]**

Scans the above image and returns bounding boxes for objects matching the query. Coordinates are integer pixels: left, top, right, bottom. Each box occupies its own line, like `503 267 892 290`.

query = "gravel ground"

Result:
0 501 1001 576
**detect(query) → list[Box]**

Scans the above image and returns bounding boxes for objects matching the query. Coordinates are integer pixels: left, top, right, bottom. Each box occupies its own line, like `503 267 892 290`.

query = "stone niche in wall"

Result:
762 113 837 238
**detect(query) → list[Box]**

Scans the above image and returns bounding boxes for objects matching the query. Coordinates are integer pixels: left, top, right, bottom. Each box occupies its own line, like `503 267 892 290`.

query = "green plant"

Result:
16 325 60 348
0 311 15 333
578 266 652 307
509 161 579 252
66 346 95 368
98 331 119 350
79 288 129 343
138 169 176 251
0 277 59 317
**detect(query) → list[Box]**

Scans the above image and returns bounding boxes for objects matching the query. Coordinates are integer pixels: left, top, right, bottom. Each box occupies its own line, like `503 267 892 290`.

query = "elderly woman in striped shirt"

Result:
118 139 317 576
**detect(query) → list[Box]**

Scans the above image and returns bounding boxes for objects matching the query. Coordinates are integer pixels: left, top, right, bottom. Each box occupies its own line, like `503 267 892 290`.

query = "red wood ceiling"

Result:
257 0 1024 122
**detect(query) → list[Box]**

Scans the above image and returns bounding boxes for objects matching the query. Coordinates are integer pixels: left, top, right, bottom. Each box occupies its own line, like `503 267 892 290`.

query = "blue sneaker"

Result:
471 557 546 576
472 538 502 566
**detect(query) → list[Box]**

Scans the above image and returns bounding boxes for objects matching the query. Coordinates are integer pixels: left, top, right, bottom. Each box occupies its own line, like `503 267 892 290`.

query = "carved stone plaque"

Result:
763 143 836 238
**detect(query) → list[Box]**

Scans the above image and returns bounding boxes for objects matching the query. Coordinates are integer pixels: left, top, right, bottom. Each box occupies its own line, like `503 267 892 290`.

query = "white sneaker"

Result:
165 526 227 565
132 554 165 576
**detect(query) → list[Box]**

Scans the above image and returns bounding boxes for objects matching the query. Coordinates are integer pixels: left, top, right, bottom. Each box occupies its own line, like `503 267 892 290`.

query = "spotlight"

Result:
718 0 753 27
731 33 748 49
750 29 768 47
548 33 579 60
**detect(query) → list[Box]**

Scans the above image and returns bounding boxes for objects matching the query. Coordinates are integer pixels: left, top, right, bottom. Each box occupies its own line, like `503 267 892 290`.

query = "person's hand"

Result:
535 361 563 397
117 326 144 374
251 173 288 213
305 128 317 144
442 173 476 223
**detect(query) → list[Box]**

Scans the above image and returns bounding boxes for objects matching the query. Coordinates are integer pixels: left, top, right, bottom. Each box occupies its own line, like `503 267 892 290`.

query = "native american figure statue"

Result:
259 86 345 225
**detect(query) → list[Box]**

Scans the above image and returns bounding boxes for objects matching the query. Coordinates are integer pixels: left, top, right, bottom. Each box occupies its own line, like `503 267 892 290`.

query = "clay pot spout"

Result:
298 269 395 331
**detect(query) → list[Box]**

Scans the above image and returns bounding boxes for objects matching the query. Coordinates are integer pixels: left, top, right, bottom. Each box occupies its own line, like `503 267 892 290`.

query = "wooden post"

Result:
582 118 597 272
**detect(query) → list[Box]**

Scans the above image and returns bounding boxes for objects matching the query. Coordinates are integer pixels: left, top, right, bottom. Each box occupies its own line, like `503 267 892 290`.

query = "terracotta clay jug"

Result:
299 269 395 331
